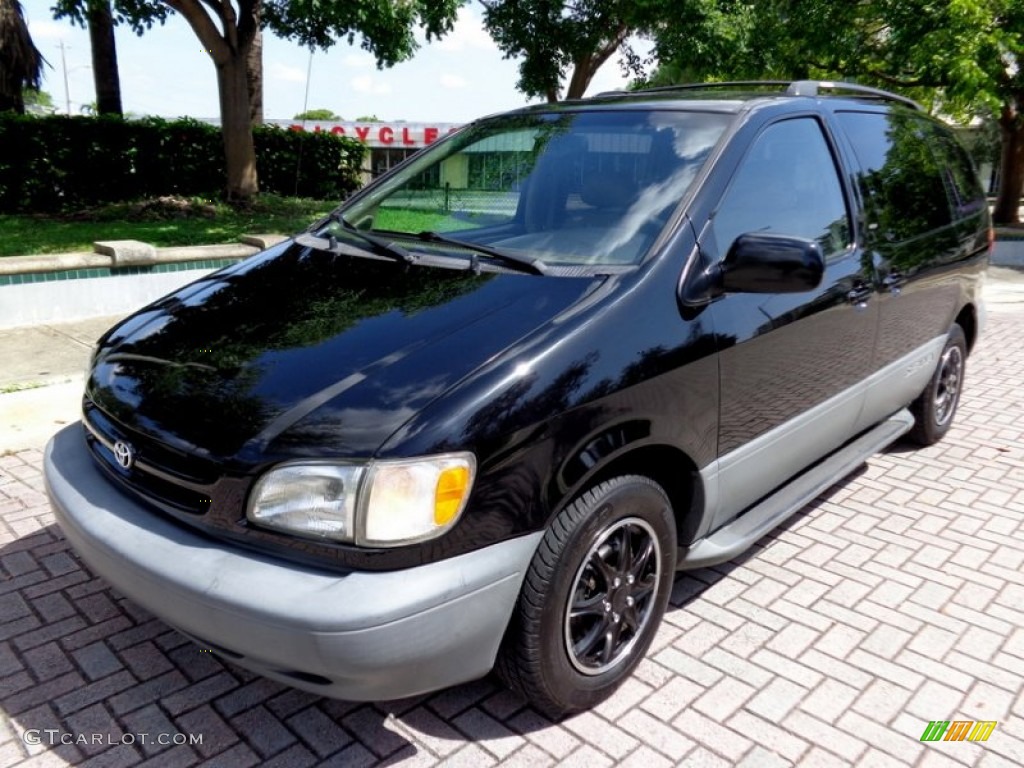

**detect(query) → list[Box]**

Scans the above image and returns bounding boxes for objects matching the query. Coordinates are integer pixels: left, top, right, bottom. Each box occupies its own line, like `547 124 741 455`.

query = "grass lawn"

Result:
373 208 484 233
0 195 335 258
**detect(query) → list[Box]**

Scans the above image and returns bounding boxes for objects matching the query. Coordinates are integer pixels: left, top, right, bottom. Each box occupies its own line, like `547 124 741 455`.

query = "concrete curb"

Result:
0 235 292 330
992 238 1024 267
0 234 288 276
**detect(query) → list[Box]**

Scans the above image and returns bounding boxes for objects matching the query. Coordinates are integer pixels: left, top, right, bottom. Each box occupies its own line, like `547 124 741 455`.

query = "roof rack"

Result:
598 79 923 111
596 81 791 98
785 80 922 111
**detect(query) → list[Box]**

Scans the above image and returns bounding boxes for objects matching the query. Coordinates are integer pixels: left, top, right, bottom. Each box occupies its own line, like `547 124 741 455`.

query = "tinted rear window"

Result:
923 123 987 217
837 111 961 242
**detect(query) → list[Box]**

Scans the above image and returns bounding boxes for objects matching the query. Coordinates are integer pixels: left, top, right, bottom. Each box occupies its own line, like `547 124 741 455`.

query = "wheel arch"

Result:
955 303 978 354
557 443 706 548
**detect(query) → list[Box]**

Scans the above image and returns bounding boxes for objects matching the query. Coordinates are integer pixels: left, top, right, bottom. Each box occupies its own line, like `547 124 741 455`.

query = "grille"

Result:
83 400 219 516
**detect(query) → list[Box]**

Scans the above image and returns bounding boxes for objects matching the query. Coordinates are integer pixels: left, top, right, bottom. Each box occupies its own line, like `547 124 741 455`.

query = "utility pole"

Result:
59 40 71 115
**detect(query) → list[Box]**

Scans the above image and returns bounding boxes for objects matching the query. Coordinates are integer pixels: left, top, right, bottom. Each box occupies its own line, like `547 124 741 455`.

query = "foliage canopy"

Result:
0 0 45 113
294 108 341 121
650 0 1024 222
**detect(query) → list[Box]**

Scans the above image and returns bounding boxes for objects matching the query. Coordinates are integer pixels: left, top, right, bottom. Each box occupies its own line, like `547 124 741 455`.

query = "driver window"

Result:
712 118 851 261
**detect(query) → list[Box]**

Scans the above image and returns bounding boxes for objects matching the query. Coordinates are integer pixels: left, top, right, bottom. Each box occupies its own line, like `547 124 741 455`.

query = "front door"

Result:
697 116 878 528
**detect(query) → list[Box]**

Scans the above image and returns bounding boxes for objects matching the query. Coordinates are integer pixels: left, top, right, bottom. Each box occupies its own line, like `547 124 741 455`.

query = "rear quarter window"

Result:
836 111 976 242
922 123 987 218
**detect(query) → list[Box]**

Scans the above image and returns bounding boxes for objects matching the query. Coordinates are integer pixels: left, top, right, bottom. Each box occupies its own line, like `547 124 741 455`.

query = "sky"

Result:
22 3 647 124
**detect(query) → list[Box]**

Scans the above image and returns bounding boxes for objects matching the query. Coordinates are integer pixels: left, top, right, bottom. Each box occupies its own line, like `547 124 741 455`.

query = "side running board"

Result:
677 409 914 569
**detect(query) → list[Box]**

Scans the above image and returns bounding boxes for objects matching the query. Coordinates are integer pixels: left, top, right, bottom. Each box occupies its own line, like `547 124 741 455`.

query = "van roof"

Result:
591 80 924 111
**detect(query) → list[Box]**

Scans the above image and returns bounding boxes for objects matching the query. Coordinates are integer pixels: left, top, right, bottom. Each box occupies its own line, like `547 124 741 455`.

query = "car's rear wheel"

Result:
495 475 675 718
908 323 967 446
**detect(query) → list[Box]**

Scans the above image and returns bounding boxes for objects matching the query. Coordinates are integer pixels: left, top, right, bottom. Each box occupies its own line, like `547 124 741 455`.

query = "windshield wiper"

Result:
316 213 417 265
295 230 416 267
416 231 548 275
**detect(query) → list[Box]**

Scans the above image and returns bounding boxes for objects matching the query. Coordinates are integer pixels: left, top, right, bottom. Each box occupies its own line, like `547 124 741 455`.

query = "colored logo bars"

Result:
920 721 997 742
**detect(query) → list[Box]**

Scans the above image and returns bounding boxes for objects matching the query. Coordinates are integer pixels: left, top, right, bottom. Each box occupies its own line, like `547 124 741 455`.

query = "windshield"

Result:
338 110 730 267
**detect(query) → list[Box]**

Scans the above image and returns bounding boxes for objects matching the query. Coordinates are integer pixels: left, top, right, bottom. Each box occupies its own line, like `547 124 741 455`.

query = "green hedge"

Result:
0 114 367 212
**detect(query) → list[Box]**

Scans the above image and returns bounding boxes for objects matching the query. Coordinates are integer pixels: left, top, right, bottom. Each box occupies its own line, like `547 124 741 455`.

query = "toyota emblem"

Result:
112 440 135 470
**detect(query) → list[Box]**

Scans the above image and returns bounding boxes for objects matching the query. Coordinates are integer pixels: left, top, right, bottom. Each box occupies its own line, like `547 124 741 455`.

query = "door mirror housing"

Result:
720 233 825 294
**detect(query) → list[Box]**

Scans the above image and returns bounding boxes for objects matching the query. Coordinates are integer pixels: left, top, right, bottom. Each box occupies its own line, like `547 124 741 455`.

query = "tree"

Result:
23 86 55 111
49 1 461 202
868 0 1024 224
53 1 170 116
202 0 466 200
641 1 764 83
0 0 44 113
480 0 646 102
247 25 262 124
478 1 745 103
165 1 261 201
294 108 341 120
651 0 1024 224
88 1 122 114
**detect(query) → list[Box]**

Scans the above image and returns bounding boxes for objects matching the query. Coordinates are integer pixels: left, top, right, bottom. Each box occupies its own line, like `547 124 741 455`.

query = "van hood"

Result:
86 243 600 462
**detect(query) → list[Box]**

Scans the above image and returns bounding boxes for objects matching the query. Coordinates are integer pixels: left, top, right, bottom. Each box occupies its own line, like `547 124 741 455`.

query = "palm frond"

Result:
0 0 45 111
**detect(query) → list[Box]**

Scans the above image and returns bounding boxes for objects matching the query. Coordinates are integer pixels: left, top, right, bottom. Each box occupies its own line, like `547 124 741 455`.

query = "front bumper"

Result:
45 423 541 701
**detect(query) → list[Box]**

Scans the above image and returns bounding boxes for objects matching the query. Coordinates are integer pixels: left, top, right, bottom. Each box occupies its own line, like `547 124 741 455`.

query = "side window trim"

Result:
815 113 861 262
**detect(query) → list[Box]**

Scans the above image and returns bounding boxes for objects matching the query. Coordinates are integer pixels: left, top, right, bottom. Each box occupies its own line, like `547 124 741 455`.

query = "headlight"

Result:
362 456 475 546
246 453 475 547
248 464 363 541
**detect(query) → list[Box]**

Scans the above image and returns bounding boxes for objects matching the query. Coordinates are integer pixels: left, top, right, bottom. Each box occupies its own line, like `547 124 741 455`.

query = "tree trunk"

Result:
564 26 630 101
166 0 259 200
246 26 263 124
87 0 122 116
993 103 1024 225
0 92 21 113
565 54 593 101
217 57 258 201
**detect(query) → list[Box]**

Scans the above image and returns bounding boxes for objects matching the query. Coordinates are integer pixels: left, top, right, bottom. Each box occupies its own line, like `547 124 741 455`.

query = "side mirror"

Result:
720 233 825 294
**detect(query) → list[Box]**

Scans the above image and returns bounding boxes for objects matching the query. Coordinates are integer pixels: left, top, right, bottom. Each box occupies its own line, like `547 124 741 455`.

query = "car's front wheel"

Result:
496 475 676 718
908 323 967 446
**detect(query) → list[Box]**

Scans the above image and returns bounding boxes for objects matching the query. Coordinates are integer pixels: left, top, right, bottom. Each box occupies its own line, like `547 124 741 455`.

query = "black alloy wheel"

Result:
496 475 676 717
909 323 967 446
564 517 661 675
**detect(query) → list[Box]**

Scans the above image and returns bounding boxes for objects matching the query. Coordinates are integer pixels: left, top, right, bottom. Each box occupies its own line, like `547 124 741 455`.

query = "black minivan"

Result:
46 81 989 716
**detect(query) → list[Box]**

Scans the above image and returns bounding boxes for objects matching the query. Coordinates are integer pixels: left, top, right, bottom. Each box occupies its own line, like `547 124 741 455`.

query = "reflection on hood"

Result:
89 243 600 459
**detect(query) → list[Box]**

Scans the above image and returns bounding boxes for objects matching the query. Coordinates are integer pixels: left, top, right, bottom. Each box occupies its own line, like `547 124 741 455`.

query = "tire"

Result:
908 324 967 446
495 475 676 718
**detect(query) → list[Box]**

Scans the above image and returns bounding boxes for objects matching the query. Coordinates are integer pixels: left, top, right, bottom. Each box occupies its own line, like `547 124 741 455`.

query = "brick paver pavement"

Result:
1 307 1022 767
